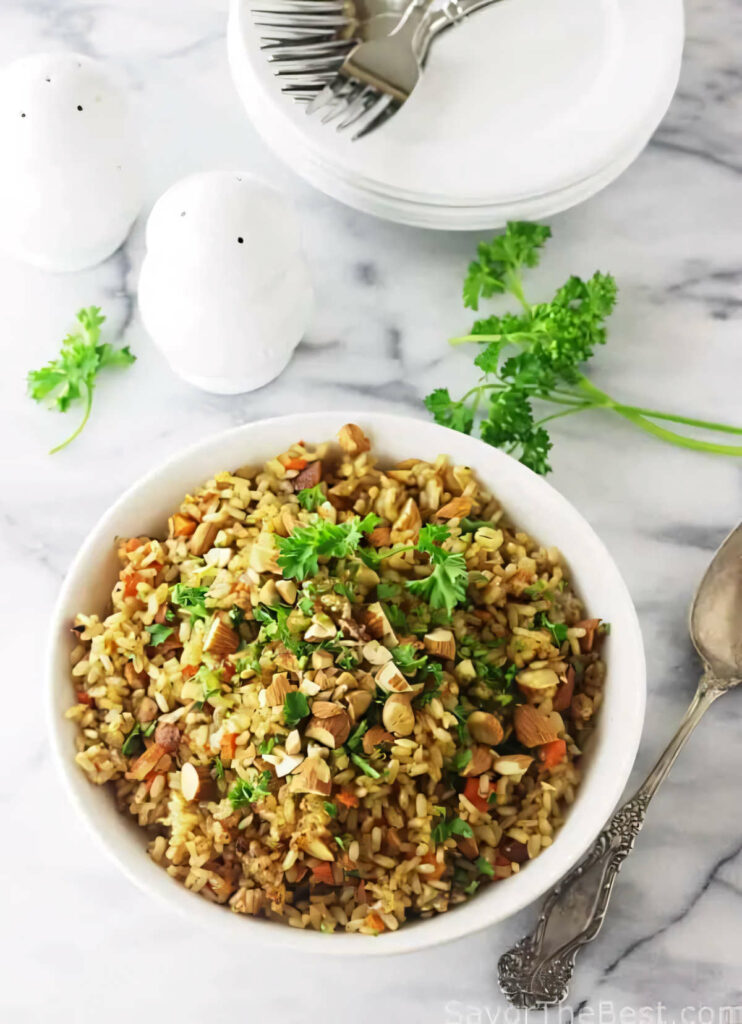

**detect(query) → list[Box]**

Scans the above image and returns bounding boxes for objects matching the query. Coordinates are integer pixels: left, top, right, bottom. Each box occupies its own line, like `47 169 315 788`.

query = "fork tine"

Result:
263 38 354 57
252 1 345 11
335 84 379 129
253 11 350 27
277 71 342 87
320 81 364 123
305 78 346 115
271 55 347 73
350 92 396 138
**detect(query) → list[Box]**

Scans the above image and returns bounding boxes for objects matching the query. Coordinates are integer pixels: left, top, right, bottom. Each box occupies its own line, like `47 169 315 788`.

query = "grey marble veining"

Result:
2 0 742 1021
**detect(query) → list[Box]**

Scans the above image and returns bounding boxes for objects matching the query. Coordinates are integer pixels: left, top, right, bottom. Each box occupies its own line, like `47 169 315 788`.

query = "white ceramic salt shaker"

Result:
0 52 141 272
138 171 313 394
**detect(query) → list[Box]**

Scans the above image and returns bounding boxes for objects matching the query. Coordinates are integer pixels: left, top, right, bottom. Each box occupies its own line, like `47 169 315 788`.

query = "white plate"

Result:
47 412 645 955
228 0 683 221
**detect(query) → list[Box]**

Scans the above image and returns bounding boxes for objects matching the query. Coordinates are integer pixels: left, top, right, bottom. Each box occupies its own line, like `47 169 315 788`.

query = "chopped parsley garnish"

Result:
431 815 473 845
212 755 225 781
121 720 155 757
228 770 272 808
276 512 381 580
452 748 472 773
350 752 381 779
346 720 369 752
323 801 338 818
392 644 428 675
170 584 210 625
146 623 174 646
458 518 493 534
228 605 245 629
406 525 468 614
535 612 568 646
334 581 356 602
283 691 310 728
475 855 495 878
376 581 402 600
258 736 278 755
296 483 326 512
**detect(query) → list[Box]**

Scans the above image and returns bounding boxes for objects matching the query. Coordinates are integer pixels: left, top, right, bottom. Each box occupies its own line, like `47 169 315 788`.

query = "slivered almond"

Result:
423 628 456 661
311 649 334 670
125 742 167 781
285 729 302 755
189 521 218 556
338 423 370 456
513 704 560 747
553 666 575 712
375 661 412 694
467 710 504 746
299 835 335 861
457 834 479 860
435 495 472 520
275 579 297 604
311 700 344 719
305 710 351 748
494 754 535 777
362 725 394 754
575 619 601 652
180 762 216 801
204 614 239 658
460 745 493 777
516 667 560 694
124 662 148 688
265 673 293 707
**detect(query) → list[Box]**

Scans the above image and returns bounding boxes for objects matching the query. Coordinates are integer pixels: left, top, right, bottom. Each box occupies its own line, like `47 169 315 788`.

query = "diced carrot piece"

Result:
280 455 307 471
171 513 197 538
125 537 142 552
365 911 386 933
220 733 237 762
76 690 93 706
336 790 359 808
420 853 445 880
311 862 335 886
123 572 144 598
222 661 236 682
538 738 567 770
463 777 491 814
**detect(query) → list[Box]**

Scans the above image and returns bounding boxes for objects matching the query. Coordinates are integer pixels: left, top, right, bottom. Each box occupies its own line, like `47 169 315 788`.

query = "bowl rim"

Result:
46 410 646 955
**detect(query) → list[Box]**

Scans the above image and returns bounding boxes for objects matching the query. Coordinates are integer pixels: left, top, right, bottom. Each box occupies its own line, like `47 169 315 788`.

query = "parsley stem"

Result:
49 381 93 454
610 405 742 436
533 404 593 427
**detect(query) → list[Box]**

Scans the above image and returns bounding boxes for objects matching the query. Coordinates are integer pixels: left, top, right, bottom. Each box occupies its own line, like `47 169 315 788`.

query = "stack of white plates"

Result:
227 0 684 229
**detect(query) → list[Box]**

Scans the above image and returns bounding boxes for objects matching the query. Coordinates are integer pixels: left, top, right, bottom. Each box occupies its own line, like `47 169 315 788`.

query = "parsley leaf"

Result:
406 526 468 615
535 611 568 646
392 644 428 675
475 855 495 878
28 306 136 453
431 815 473 845
323 801 338 818
146 623 174 646
228 770 272 808
376 581 402 600
346 720 369 752
258 736 278 755
296 484 326 512
212 755 225 781
170 584 210 625
283 691 310 728
276 513 381 580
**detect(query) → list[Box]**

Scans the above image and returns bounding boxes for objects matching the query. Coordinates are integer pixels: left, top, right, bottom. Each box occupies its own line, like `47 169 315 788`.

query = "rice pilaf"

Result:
67 423 606 934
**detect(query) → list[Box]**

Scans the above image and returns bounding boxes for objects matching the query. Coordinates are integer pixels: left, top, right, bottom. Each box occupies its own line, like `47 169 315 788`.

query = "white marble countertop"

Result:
3 1 742 1021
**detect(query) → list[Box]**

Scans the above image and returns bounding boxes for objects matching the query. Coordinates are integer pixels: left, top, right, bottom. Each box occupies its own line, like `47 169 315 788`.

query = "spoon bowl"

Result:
690 522 742 684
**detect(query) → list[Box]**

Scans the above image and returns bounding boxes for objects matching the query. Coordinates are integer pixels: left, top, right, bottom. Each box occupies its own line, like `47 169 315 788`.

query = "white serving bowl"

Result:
47 411 645 955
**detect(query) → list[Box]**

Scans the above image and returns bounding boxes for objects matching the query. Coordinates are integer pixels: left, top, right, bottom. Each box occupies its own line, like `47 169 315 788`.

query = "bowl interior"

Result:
47 411 645 954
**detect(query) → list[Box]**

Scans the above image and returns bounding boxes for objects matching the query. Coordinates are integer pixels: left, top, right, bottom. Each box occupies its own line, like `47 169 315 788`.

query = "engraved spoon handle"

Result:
498 674 723 1009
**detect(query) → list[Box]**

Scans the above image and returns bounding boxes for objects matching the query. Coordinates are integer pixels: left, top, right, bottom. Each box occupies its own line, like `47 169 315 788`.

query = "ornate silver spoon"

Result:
499 521 742 1008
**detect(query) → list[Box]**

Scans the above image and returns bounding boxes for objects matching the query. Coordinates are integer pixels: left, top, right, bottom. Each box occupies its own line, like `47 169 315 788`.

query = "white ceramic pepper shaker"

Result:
138 170 313 394
0 52 141 272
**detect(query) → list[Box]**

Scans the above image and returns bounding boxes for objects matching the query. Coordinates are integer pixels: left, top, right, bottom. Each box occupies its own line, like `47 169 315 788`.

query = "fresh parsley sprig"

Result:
426 221 742 474
27 307 135 454
276 513 381 580
407 525 468 615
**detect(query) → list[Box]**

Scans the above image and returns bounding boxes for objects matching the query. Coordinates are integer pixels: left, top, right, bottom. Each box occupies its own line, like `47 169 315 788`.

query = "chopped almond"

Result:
467 710 504 746
189 521 218 556
180 762 216 801
362 724 394 754
346 689 372 722
265 673 293 707
291 756 332 796
435 495 472 520
310 700 345 719
338 423 370 456
285 729 302 755
391 497 422 537
375 661 411 694
553 665 575 712
154 722 180 753
460 745 493 777
367 525 391 548
364 602 396 643
204 613 239 658
135 696 158 723
292 460 322 492
305 710 351 748
275 579 297 604
513 704 561 747
493 753 534 777
423 628 456 661
457 833 479 861
575 619 601 652
299 835 335 861
124 662 148 689
382 693 415 737
516 667 560 696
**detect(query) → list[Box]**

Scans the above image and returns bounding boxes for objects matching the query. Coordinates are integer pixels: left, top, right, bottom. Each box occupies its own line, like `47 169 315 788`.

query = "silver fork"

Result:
305 0 504 138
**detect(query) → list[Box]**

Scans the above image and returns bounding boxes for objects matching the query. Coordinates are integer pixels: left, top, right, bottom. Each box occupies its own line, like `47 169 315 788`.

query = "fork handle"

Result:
419 0 504 52
497 676 722 1009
